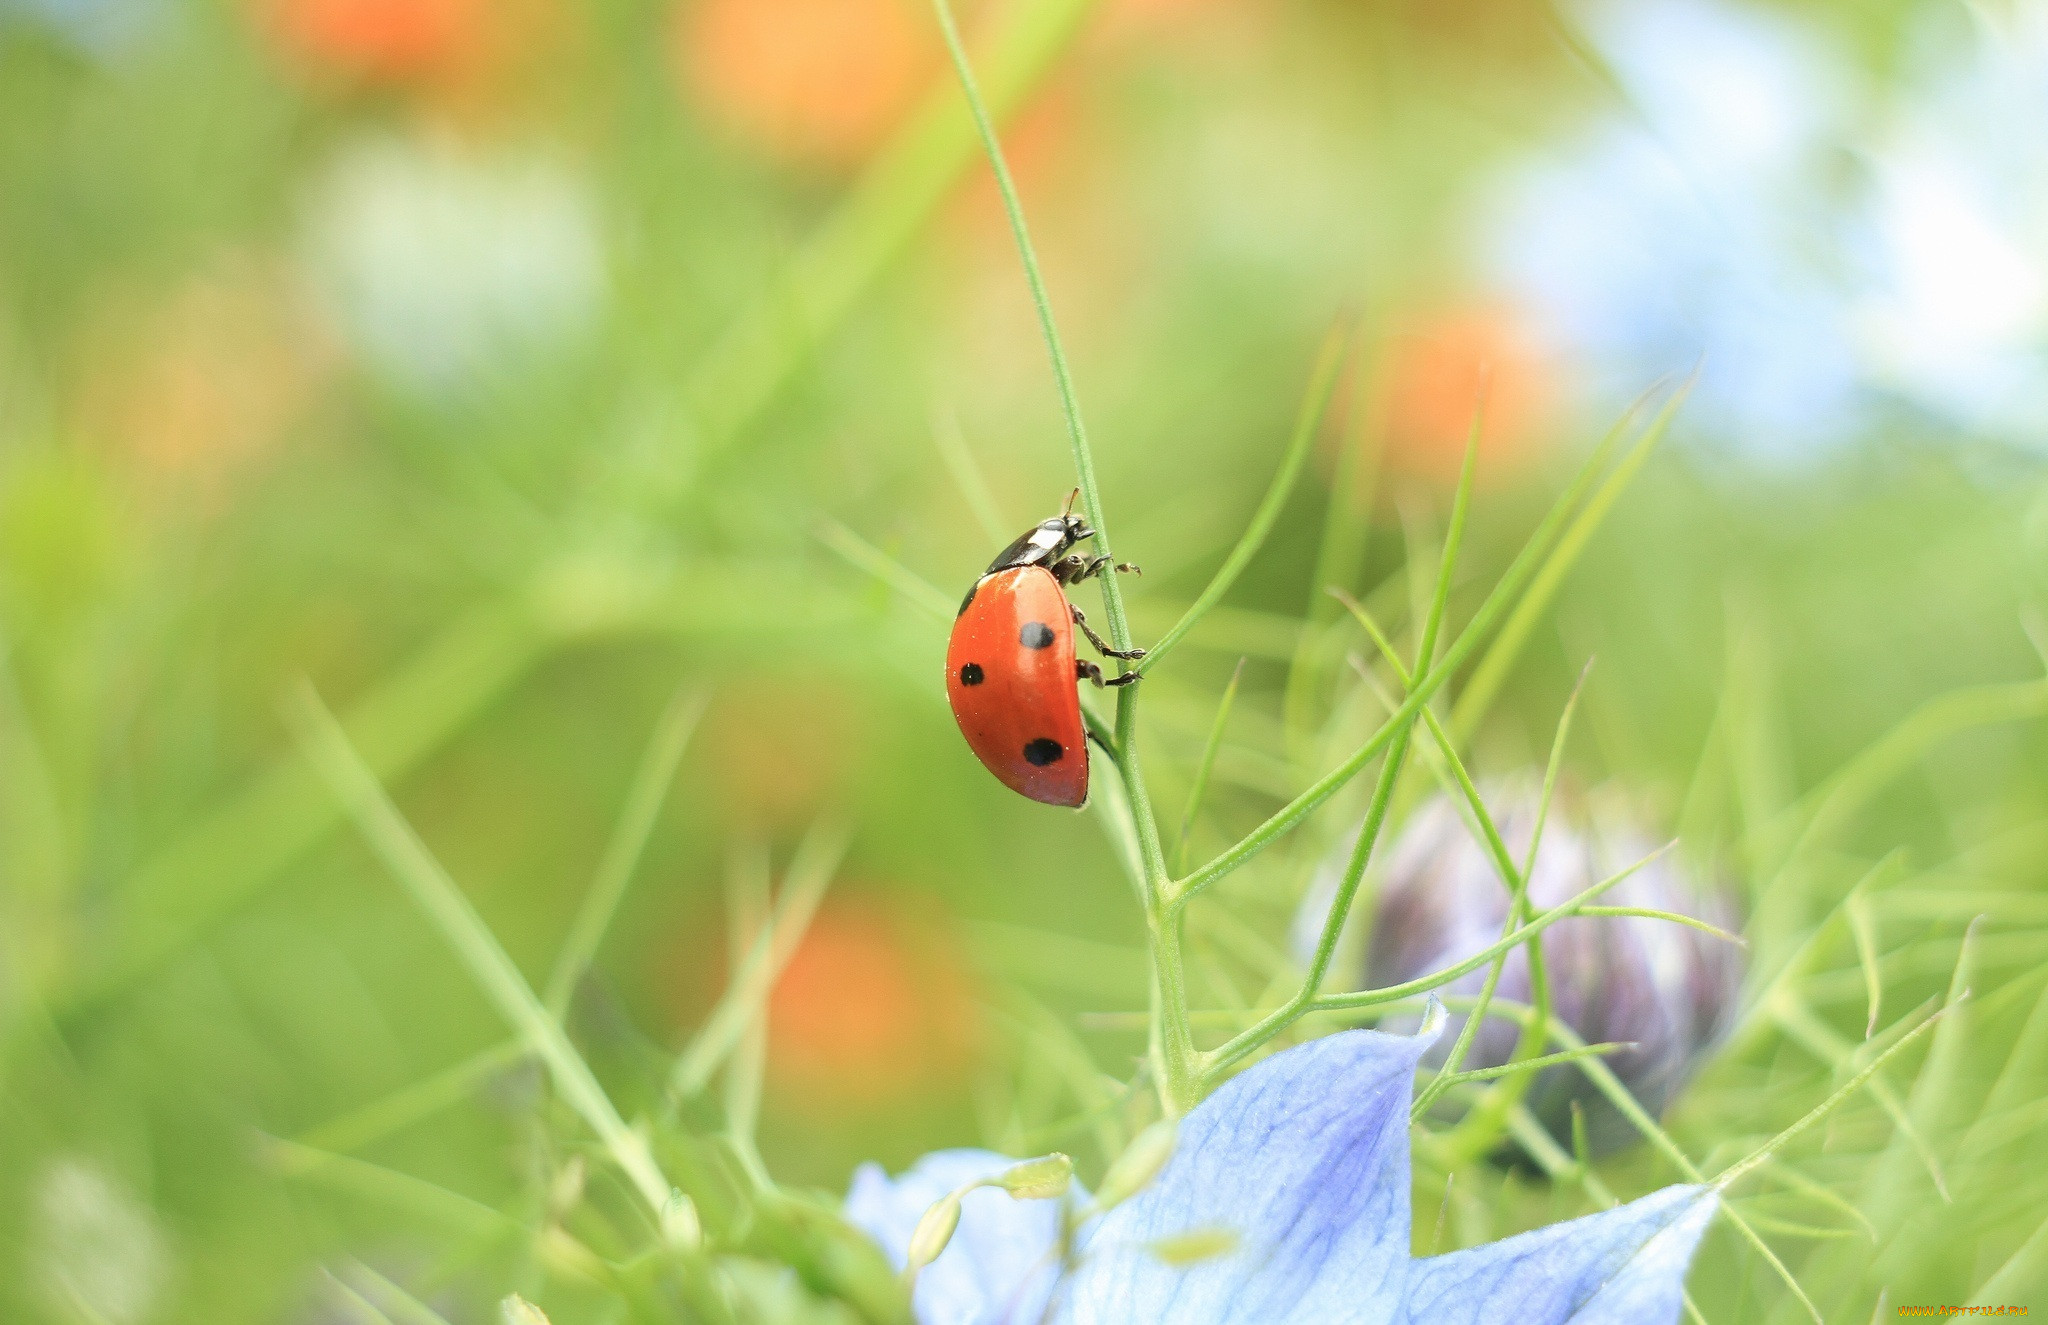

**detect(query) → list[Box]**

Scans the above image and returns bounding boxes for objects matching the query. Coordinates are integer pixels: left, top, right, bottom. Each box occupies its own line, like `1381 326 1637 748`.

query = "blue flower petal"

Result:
1059 1026 1438 1324
844 1148 1082 1324
1403 1184 1717 1325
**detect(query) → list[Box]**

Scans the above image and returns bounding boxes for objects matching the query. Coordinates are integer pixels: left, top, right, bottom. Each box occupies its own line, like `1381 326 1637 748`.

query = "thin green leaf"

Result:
1139 325 1348 676
289 686 681 1225
816 518 954 621
270 1136 519 1240
1844 888 1882 1039
1205 843 1670 1079
297 1041 525 1155
1179 389 1671 901
1576 907 1747 946
931 403 1010 546
1449 377 1688 742
324 1269 397 1325
928 0 1134 658
668 818 847 1101
545 687 709 1018
1424 1042 1633 1094
1717 1004 1952 1193
346 1262 455 1325
688 0 1096 453
1174 659 1247 875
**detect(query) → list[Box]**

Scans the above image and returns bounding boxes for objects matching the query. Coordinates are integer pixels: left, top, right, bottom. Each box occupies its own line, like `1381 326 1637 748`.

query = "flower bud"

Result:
660 1190 701 1248
1093 1120 1178 1212
996 1153 1074 1201
502 1294 553 1325
904 1192 963 1279
1299 781 1742 1155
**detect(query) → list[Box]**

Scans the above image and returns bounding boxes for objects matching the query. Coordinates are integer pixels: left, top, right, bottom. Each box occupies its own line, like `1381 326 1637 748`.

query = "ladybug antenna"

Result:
1061 488 1081 519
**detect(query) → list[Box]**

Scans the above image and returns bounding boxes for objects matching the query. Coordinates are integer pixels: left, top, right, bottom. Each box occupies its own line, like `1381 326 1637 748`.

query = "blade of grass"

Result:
667 819 847 1102
1423 1041 1632 1094
1178 386 1684 902
1774 677 2048 868
288 685 683 1230
545 687 709 1019
297 1041 525 1154
346 1262 455 1325
1968 1212 2048 1306
1867 919 1978 1222
1575 907 1746 946
324 1270 397 1325
1715 1004 1951 1193
722 840 773 1189
86 604 544 1008
1772 994 1950 1202
1282 343 1384 759
1844 888 1883 1039
1205 842 1671 1080
1174 658 1246 875
817 518 955 622
1264 419 1479 1074
1544 1008 1829 1324
1439 687 1579 1159
688 0 1098 453
269 1136 519 1240
929 0 1134 659
1448 378 1685 742
931 403 1011 546
1138 325 1348 676
1329 570 1588 1124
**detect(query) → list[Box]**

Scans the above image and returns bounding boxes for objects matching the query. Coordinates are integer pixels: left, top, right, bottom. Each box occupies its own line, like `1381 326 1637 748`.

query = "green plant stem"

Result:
928 0 1128 654
932 0 1198 1113
1202 842 1669 1082
289 688 682 1229
544 687 708 1019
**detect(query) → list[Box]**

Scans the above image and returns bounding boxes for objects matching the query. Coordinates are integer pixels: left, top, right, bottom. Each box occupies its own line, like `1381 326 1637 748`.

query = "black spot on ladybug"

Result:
957 581 980 617
1019 621 1055 650
1023 738 1064 766
959 662 985 686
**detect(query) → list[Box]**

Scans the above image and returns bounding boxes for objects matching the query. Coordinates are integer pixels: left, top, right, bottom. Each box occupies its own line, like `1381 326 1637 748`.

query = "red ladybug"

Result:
946 495 1144 807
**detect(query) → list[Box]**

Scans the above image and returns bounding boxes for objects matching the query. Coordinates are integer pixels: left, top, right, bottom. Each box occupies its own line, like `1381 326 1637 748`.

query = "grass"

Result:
1 0 2044 1320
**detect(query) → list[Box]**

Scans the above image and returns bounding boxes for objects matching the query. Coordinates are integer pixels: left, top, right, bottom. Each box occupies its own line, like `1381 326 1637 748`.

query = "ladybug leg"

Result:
1077 660 1141 688
1087 557 1141 579
1071 605 1146 660
1048 554 1091 585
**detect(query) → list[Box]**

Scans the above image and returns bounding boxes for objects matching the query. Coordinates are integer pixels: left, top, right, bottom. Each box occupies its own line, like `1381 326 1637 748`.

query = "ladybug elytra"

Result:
945 495 1145 808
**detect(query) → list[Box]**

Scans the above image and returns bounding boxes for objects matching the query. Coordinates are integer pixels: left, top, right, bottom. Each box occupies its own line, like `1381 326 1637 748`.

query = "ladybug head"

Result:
1055 488 1094 548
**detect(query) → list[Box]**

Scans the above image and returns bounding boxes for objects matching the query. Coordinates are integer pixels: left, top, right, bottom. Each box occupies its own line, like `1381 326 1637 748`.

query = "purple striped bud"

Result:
1299 782 1742 1155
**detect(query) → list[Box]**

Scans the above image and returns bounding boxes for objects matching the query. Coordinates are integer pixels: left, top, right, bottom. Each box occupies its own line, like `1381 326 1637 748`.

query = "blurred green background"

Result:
3 0 2046 1319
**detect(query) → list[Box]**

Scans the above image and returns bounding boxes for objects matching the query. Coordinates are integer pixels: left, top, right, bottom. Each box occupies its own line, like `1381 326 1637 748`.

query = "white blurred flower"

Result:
34 1158 172 1325
1483 0 2048 455
1852 7 2048 439
303 135 606 401
1 0 161 56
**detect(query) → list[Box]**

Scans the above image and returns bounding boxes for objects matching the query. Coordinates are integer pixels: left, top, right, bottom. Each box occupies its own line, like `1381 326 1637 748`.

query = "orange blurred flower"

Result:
72 258 332 505
697 680 863 828
1379 303 1557 484
678 0 939 170
763 897 981 1109
257 0 492 83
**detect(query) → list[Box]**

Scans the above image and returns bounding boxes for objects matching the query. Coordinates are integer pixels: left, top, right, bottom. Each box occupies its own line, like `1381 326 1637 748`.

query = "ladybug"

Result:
946 494 1145 808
